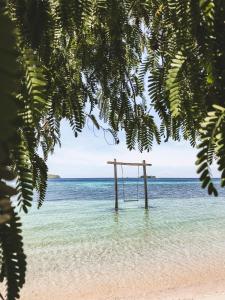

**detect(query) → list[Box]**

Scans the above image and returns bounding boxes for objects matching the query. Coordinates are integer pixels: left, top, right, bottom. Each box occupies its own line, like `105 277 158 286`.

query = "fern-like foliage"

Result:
0 166 27 300
196 105 225 195
32 153 48 209
14 132 33 213
2 1 224 195
0 198 26 300
0 10 26 300
137 0 225 193
166 51 186 118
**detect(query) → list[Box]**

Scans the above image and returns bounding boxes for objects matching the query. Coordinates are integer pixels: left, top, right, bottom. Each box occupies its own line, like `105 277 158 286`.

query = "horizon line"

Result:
48 177 220 179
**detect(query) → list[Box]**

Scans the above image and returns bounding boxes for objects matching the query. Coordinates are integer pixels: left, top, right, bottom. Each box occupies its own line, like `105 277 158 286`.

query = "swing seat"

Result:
124 199 139 202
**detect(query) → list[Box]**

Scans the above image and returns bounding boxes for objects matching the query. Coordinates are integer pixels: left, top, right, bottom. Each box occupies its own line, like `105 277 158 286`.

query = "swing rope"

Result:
136 165 140 201
120 164 126 201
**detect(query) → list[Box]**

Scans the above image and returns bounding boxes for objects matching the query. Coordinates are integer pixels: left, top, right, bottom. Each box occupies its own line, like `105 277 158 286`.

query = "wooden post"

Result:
114 158 118 211
143 160 148 209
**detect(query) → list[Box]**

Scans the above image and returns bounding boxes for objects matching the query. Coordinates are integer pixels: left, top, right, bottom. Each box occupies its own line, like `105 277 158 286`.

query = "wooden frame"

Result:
107 159 152 210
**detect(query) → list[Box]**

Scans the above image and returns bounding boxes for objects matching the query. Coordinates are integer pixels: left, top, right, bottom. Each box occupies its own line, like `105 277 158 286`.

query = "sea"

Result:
20 178 225 299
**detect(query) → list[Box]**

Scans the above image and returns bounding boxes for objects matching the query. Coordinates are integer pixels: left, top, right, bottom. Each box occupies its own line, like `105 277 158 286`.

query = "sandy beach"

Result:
21 257 225 300
21 278 225 300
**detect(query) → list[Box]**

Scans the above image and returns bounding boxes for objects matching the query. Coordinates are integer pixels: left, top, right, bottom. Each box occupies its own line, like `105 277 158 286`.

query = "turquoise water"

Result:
21 178 225 299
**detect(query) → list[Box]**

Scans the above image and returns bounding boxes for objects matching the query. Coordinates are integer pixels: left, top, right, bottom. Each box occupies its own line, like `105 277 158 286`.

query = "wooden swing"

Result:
107 159 152 210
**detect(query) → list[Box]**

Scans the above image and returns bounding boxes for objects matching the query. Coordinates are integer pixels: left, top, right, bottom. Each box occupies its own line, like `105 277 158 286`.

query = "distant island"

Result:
140 175 156 179
48 174 61 179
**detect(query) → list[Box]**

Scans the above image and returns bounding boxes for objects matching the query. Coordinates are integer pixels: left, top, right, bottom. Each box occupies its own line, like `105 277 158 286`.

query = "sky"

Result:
47 120 220 178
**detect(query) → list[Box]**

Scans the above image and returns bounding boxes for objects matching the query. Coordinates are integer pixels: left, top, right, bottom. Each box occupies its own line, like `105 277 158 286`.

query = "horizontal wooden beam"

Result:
107 161 152 166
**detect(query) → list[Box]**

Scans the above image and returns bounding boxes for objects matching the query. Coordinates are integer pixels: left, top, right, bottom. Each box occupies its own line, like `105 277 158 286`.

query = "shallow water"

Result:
20 178 225 299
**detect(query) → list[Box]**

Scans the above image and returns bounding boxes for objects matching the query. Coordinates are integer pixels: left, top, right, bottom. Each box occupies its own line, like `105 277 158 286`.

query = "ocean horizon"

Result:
48 177 220 179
